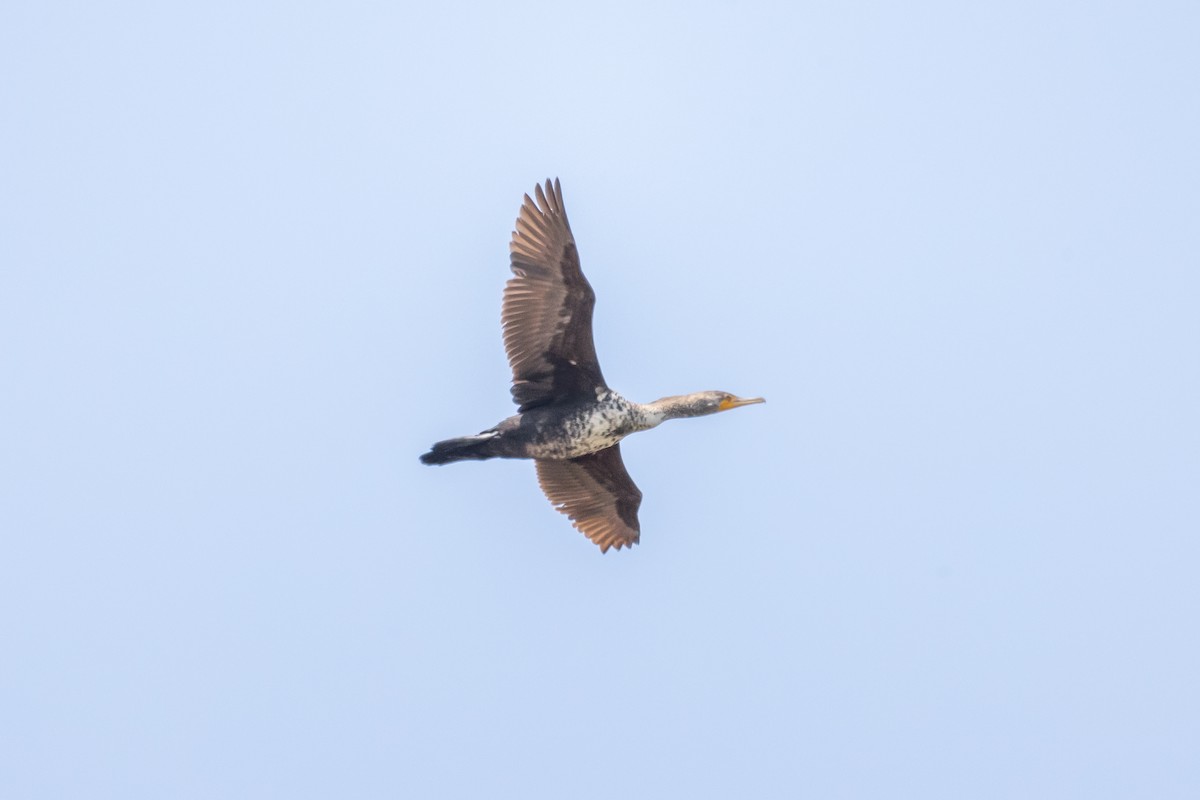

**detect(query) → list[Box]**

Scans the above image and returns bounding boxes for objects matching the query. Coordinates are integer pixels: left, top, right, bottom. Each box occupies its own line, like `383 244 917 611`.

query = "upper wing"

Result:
503 178 607 411
535 445 642 553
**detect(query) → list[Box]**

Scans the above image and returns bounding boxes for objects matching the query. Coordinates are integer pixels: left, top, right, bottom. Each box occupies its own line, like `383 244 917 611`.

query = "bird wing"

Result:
503 178 607 411
535 445 642 553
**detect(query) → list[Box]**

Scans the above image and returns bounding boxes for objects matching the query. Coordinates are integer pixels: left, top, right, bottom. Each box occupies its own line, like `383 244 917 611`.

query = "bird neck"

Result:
637 394 708 427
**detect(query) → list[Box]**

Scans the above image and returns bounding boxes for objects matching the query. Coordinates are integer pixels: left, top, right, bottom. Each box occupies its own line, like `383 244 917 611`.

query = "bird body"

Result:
421 388 760 465
421 179 763 552
504 388 650 459
420 390 644 463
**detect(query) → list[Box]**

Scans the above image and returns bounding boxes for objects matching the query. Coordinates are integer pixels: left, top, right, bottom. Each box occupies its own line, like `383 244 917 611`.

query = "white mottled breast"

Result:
525 389 648 459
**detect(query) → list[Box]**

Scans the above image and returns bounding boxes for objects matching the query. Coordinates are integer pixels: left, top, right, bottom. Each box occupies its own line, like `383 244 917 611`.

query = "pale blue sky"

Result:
2 2 1198 798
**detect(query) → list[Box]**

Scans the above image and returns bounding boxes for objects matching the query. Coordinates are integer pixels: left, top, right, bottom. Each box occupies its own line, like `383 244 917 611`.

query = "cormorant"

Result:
420 179 764 552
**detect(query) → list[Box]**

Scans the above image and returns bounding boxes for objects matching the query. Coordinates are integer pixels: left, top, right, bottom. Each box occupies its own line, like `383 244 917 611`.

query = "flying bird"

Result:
420 179 764 552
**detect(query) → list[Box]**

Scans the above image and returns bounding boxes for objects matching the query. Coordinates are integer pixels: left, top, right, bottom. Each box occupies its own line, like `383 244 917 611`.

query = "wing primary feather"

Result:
533 447 642 552
501 178 608 410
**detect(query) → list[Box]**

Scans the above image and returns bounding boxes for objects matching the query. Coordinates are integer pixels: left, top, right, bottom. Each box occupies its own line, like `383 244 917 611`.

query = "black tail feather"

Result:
419 434 496 465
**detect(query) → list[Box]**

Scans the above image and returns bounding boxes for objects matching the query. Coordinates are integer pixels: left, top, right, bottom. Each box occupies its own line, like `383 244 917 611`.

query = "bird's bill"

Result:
718 396 766 411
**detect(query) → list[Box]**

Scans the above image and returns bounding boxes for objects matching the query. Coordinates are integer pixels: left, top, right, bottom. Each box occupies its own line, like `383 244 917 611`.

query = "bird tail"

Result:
419 432 499 465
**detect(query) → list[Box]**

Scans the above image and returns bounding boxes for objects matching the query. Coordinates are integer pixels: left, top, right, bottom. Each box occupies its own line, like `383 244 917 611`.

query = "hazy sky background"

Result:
3 2 1198 797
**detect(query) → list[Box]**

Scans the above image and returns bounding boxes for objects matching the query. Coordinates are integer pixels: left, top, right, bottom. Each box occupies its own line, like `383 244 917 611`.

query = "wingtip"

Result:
523 178 567 219
548 177 566 217
596 537 639 554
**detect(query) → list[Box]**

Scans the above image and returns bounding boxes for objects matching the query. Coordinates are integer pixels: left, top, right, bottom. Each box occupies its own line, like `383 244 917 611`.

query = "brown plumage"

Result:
503 180 604 411
535 445 642 552
505 179 640 550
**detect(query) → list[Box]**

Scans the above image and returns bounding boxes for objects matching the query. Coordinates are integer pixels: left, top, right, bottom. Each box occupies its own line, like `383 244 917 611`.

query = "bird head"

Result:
665 391 765 418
